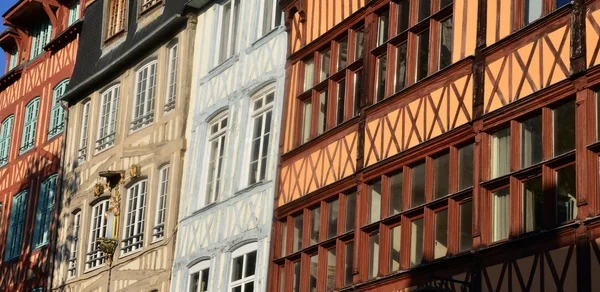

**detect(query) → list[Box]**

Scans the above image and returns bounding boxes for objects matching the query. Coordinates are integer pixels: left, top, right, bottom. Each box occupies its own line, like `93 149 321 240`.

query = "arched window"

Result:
164 43 179 113
247 87 275 185
20 97 40 154
78 100 91 163
30 16 52 59
153 165 169 241
86 199 109 270
189 260 210 292
33 174 58 248
5 190 27 260
0 115 14 166
204 111 229 206
131 61 157 131
229 242 258 292
96 84 119 152
121 180 147 254
67 211 81 278
48 79 69 139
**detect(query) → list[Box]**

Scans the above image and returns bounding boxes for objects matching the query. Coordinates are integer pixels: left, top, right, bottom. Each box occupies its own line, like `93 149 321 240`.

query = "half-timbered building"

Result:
0 0 81 290
270 0 600 291
169 0 287 291
50 0 196 291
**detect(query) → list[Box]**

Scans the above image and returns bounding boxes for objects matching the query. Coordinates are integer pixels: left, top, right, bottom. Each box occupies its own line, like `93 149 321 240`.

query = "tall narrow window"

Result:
78 101 91 163
418 0 431 21
327 199 338 239
397 0 410 33
523 176 543 233
345 191 356 232
389 171 403 215
205 113 228 205
411 162 426 207
336 79 346 125
49 80 69 139
416 30 430 81
344 241 354 285
165 43 179 112
309 206 321 245
107 0 127 38
154 165 169 241
434 209 448 259
309 254 318 291
553 100 575 157
8 48 18 70
491 127 511 179
394 43 407 93
354 28 365 61
353 69 363 115
433 153 450 199
556 164 577 223
525 0 542 25
318 91 328 135
293 213 303 252
4 191 27 260
33 175 57 248
320 49 331 82
122 180 147 254
96 85 120 152
189 260 210 292
458 143 473 190
410 218 424 266
438 17 453 70
249 89 274 185
492 187 510 242
20 97 40 154
368 233 380 279
459 201 472 251
375 54 387 102
326 248 336 291
68 0 81 26
0 116 14 166
87 200 109 270
131 61 157 131
67 212 81 279
377 9 390 46
337 39 348 71
302 99 312 143
30 17 52 59
229 243 257 292
304 58 315 91
217 0 241 64
260 0 282 37
389 225 401 271
368 181 382 224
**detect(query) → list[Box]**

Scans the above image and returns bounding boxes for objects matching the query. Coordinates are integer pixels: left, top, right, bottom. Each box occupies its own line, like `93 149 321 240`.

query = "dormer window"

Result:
30 17 52 59
107 0 127 39
68 1 81 26
8 48 18 70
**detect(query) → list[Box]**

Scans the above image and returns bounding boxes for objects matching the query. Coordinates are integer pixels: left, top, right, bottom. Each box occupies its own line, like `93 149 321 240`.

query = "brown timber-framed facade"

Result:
270 0 600 291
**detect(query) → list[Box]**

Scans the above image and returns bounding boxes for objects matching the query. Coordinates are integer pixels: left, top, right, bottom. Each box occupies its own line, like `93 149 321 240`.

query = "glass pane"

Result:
434 209 448 259
439 17 453 70
353 70 363 116
281 221 287 257
492 187 510 242
190 273 199 292
368 233 380 279
245 251 257 277
336 79 346 125
525 0 542 25
411 162 426 207
397 0 410 33
523 176 543 233
344 241 354 285
232 255 243 281
553 100 575 157
557 164 577 223
458 143 474 190
376 54 387 102
521 114 542 168
459 201 472 251
410 218 424 266
440 0 453 9
338 39 348 70
309 207 320 245
327 199 339 239
395 43 408 93
293 214 303 252
377 9 389 46
279 265 285 292
304 58 314 91
354 28 365 61
302 100 312 143
433 153 450 199
318 91 328 135
320 49 331 82
326 248 336 291
416 30 430 81
244 282 254 292
389 172 403 215
309 254 318 292
345 192 356 232
491 127 511 179
369 181 382 224
293 261 301 292
418 0 431 21
200 269 209 292
389 225 401 271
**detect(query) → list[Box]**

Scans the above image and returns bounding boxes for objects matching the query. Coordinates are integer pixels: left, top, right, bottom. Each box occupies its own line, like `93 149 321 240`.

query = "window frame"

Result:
121 179 148 255
96 84 120 153
20 97 41 155
228 242 258 292
4 190 27 261
78 101 91 163
258 0 282 38
0 115 14 166
33 174 58 249
189 260 211 292
106 0 127 39
131 60 157 132
48 79 69 139
86 199 109 271
68 0 81 26
164 43 179 113
67 211 81 279
216 0 241 65
30 17 52 59
246 86 275 186
202 111 229 207
153 165 169 242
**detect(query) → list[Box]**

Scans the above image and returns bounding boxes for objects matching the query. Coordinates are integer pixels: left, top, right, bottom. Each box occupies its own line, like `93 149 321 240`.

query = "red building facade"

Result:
0 0 80 291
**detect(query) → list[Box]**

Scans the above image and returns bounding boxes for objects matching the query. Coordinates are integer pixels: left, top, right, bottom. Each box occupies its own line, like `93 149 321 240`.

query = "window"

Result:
292 213 303 252
523 176 543 233
292 261 301 292
368 180 382 224
107 0 127 38
492 187 510 242
410 217 424 266
521 114 542 169
259 0 282 37
519 0 570 27
368 233 379 279
433 209 448 259
141 0 160 11
217 0 241 64
153 165 169 241
87 200 109 270
131 61 157 131
389 172 403 215
165 43 178 112
49 80 68 139
20 97 40 154
33 175 57 249
326 248 336 291
248 89 274 185
458 143 474 190
389 225 401 272
309 206 320 245
459 200 472 251
553 101 575 156
205 113 228 205
490 127 510 179
309 253 318 291
122 180 147 254
433 153 450 199
0 116 14 166
344 241 354 285
69 0 81 26
229 243 257 292
327 199 338 239
8 48 18 70
30 17 52 59
68 212 81 278
4 191 27 260
78 101 91 163
410 162 426 207
96 85 119 152
189 260 210 292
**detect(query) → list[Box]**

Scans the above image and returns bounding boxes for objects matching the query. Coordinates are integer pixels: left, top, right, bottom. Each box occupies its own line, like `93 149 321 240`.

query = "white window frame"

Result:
229 242 258 292
153 165 169 242
78 101 91 163
121 180 147 255
164 43 178 113
4 190 27 261
246 87 275 186
258 0 282 38
86 200 109 271
48 79 68 139
68 0 80 26
33 174 57 249
203 112 229 207
8 48 18 70
0 115 14 166
68 211 81 279
189 260 210 292
216 0 240 65
131 61 157 131
96 84 120 153
30 18 52 59
20 97 40 155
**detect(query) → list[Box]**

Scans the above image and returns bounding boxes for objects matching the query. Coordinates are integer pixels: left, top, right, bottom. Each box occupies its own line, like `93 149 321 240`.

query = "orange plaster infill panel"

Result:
283 63 301 153
586 6 600 68
452 0 478 62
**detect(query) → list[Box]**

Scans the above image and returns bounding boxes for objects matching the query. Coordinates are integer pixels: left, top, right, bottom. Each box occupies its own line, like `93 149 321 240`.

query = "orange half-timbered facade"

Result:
271 0 600 291
0 0 80 291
